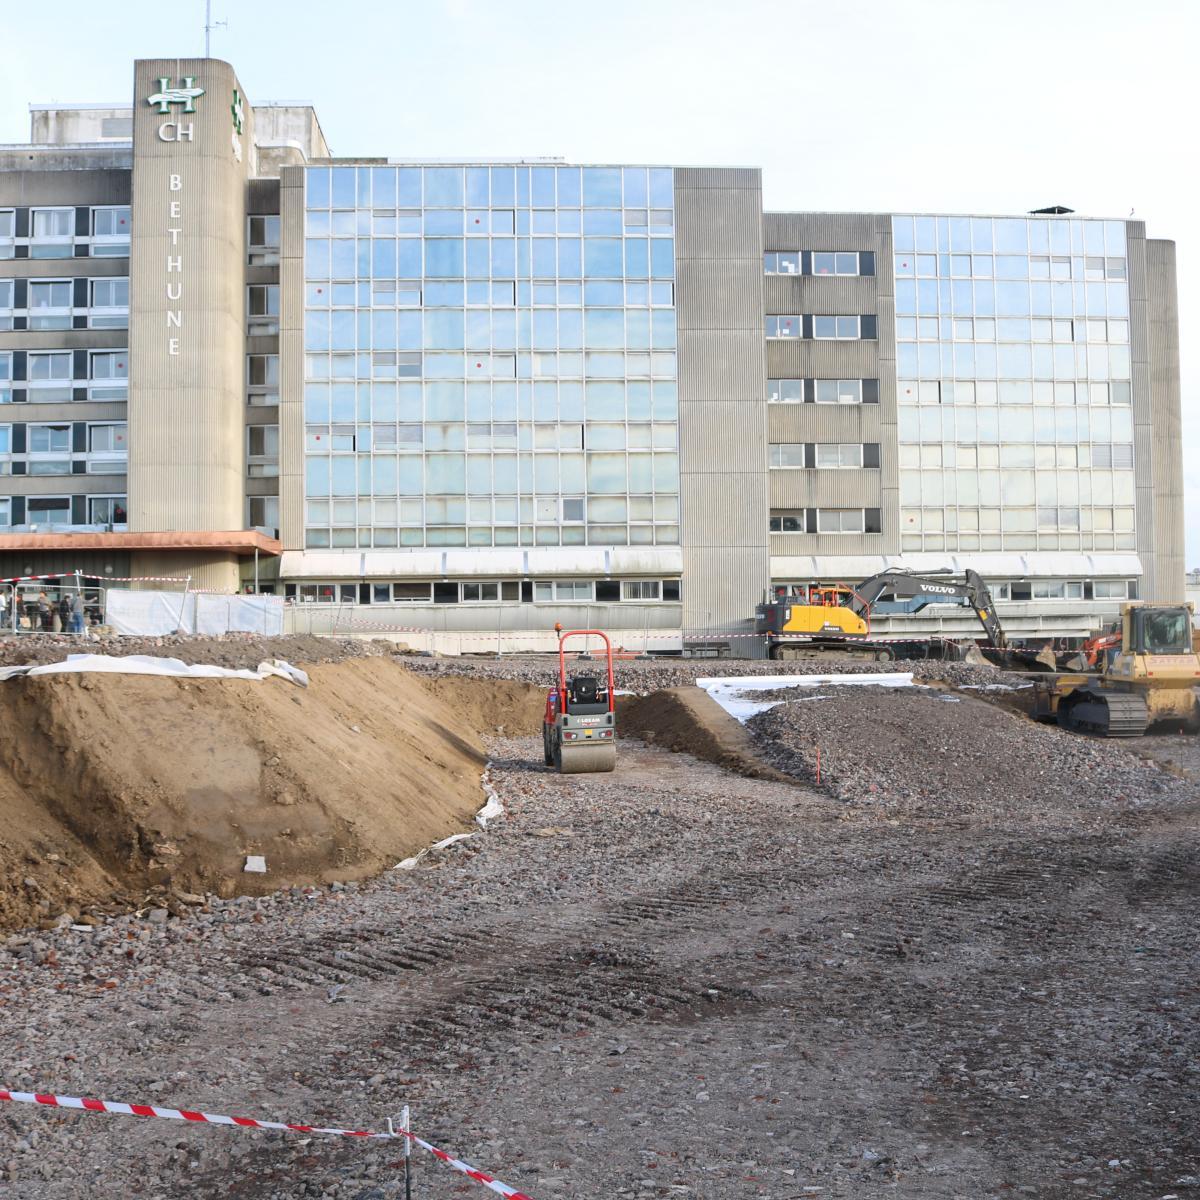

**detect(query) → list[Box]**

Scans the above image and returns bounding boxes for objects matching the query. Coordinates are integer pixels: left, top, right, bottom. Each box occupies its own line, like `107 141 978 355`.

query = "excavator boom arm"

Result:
847 569 1006 647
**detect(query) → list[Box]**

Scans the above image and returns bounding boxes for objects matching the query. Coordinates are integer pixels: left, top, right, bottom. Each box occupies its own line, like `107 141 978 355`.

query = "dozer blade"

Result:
558 742 617 774
1058 688 1149 738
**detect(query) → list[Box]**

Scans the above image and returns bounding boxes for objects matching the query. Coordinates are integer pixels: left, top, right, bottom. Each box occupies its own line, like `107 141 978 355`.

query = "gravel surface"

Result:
748 684 1190 815
1 730 1196 1197
0 634 389 669
401 653 1020 693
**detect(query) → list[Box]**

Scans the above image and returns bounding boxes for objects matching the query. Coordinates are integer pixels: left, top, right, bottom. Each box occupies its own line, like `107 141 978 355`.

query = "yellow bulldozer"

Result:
1033 601 1200 737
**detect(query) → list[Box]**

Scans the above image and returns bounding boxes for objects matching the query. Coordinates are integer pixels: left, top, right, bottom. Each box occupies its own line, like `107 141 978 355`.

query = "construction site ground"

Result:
0 644 1196 1198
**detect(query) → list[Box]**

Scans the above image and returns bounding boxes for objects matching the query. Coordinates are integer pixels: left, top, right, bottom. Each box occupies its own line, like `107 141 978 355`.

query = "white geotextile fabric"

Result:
104 590 283 637
696 673 915 722
0 654 308 687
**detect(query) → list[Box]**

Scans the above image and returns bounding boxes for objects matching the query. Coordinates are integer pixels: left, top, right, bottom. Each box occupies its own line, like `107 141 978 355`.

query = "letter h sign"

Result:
147 78 206 114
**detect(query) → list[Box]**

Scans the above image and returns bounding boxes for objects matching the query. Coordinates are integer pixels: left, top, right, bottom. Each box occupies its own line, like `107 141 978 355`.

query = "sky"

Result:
1 0 1197 567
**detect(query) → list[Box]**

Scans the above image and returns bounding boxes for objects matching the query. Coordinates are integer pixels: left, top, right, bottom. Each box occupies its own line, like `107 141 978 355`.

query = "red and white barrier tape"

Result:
0 1088 534 1199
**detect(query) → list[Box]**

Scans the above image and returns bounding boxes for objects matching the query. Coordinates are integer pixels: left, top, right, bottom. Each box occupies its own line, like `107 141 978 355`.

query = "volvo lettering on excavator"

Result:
755 568 1006 660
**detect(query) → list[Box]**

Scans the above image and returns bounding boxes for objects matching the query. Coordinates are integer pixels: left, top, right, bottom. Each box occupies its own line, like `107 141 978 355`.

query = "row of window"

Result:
306 280 676 310
765 315 877 340
899 443 1133 470
763 251 876 277
896 278 1127 320
0 350 128 402
285 576 683 605
0 421 127 474
304 235 677 282
305 422 676 453
304 525 681 550
902 507 1133 534
767 378 878 404
308 208 674 238
306 165 675 211
0 277 128 330
0 206 130 258
769 442 881 469
898 404 1134 446
897 316 1128 344
306 494 679 528
897 340 1131 383
305 351 678 382
770 508 882 534
899 379 1132 407
892 216 1125 257
0 494 126 526
776 577 1138 603
894 253 1126 281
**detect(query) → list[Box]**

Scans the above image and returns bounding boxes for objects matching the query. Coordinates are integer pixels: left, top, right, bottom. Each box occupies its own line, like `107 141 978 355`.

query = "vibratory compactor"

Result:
542 630 618 773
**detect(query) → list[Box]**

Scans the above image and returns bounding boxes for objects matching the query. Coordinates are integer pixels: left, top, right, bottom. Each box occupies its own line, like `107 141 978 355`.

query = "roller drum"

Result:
557 742 617 774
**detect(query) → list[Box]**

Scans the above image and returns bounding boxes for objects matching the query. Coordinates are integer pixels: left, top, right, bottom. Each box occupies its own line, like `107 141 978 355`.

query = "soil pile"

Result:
748 684 1189 816
0 658 512 930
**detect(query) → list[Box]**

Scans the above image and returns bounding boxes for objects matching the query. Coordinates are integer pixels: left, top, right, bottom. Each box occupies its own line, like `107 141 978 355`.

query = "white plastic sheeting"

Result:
696 673 915 722
0 654 308 687
104 589 283 636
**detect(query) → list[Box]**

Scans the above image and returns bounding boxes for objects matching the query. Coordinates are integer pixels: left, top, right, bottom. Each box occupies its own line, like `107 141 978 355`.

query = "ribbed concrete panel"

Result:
1143 237 1185 600
1126 228 1155 593
675 260 764 330
675 187 763 260
763 212 879 250
13 402 127 422
278 165 305 551
680 401 770 472
763 276 878 314
0 169 131 207
770 532 883 560
676 167 767 633
681 474 768 547
769 470 881 508
129 548 241 592
767 404 883 442
794 342 880 377
0 330 128 352
127 56 252 593
677 329 766 400
7 474 129 496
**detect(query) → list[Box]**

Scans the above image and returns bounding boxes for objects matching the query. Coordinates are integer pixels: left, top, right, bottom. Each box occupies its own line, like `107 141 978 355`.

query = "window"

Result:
766 315 801 338
812 251 865 276
87 423 128 471
91 207 130 255
248 496 279 535
89 351 128 399
248 284 280 332
28 352 73 401
89 495 127 526
372 351 422 378
0 209 14 259
28 280 72 329
29 423 70 453
817 508 881 534
769 511 804 533
248 425 280 476
461 582 500 602
1094 580 1132 600
815 379 864 404
768 379 803 403
27 496 71 526
813 315 863 340
90 277 129 327
621 580 660 601
392 582 433 603
0 351 9 403
815 443 865 468
533 580 593 602
764 251 801 275
248 355 279 405
769 443 805 468
1134 607 1191 655
0 279 11 331
30 207 73 256
249 215 281 265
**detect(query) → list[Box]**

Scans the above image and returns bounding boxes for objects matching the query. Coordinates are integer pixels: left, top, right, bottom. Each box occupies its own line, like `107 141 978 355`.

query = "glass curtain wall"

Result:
302 164 679 550
892 215 1133 553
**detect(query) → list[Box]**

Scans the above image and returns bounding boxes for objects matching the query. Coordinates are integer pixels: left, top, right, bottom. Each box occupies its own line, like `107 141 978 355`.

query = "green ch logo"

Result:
231 88 245 135
146 77 205 114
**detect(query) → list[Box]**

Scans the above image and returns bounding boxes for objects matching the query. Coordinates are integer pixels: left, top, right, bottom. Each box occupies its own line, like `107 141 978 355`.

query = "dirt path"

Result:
0 736 1197 1198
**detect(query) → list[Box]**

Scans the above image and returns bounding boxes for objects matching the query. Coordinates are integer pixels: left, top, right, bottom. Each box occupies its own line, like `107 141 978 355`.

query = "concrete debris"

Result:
243 856 267 874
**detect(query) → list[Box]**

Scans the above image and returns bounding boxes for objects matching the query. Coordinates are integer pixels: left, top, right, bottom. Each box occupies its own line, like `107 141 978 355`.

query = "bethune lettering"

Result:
167 173 182 355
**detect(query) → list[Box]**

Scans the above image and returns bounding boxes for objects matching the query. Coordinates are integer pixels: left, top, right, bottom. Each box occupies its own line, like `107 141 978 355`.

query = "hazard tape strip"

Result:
0 1088 535 1199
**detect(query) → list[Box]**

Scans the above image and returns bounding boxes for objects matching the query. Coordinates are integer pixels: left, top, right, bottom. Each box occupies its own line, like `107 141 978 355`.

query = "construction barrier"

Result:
0 1087 535 1199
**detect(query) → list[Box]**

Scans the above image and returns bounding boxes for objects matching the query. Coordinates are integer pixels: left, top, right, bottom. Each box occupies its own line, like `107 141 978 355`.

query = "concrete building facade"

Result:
0 57 1185 646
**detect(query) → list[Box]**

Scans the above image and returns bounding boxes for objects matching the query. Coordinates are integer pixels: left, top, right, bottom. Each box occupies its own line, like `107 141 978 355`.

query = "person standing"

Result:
70 590 85 634
37 591 51 632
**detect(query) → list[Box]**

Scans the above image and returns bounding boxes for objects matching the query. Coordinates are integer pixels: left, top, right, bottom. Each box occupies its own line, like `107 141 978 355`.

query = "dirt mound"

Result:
0 659 493 930
620 687 795 782
748 684 1189 817
0 633 389 669
415 675 546 736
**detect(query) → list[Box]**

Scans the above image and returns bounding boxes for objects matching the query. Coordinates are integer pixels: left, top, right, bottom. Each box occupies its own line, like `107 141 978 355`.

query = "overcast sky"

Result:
2 0 1196 567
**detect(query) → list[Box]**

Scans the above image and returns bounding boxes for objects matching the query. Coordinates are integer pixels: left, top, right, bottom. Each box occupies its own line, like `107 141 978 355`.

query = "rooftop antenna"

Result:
204 0 227 58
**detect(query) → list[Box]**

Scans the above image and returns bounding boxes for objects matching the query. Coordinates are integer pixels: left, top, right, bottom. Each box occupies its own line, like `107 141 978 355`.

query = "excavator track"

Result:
1057 687 1149 738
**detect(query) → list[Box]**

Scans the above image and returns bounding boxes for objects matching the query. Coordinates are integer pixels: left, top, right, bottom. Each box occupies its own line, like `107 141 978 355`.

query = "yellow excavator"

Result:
1034 601 1200 736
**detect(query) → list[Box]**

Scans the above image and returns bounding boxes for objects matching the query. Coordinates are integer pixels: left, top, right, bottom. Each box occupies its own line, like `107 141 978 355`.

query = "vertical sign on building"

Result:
128 58 253 580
